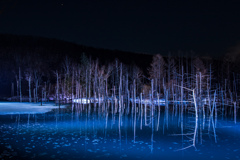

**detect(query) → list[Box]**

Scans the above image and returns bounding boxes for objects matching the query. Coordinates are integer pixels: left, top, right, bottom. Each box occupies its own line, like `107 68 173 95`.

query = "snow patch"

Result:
0 102 63 115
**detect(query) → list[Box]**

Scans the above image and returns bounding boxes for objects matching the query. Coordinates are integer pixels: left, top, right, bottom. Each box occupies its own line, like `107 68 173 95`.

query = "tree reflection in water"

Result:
0 102 239 159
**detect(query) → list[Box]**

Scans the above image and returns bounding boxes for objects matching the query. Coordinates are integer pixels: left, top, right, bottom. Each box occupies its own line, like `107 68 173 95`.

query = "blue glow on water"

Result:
0 103 240 159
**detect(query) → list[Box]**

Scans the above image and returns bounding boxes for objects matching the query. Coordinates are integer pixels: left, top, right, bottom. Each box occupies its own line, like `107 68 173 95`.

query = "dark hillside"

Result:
0 34 152 68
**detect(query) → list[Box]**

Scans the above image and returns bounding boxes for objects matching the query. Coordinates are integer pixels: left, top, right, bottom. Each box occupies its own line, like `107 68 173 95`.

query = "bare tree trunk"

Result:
19 67 22 102
35 79 38 102
56 71 59 104
106 79 108 101
94 61 98 100
44 82 47 103
72 68 74 101
89 61 91 101
119 63 122 106
86 69 88 100
193 89 198 118
63 76 66 102
48 83 51 102
234 102 237 124
151 79 154 104
181 66 183 111
34 88 36 103
11 82 14 97
29 76 31 102
126 72 128 103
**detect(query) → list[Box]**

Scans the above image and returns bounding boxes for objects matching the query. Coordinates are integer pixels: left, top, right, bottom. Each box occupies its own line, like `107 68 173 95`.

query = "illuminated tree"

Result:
149 54 166 96
25 69 33 102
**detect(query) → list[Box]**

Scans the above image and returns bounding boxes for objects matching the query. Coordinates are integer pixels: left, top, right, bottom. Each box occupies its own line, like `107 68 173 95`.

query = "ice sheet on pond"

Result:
0 102 62 115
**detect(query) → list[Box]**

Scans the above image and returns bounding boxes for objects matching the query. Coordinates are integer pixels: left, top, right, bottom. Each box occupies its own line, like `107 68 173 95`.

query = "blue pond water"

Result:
0 102 240 160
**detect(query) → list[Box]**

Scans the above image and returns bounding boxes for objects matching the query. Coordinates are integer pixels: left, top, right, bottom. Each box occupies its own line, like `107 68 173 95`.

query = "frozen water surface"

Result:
0 102 63 115
0 102 240 160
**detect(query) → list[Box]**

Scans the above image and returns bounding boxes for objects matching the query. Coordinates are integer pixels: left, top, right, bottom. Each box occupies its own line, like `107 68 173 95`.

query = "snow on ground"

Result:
73 98 91 104
0 102 62 115
73 97 167 105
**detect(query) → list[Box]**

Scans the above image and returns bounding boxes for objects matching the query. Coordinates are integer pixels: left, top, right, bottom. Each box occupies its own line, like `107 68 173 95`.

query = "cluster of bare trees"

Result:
11 52 240 114
12 53 48 103
52 54 145 105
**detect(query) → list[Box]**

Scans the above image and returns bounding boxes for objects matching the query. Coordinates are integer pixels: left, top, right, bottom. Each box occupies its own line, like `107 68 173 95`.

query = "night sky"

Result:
0 0 239 57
